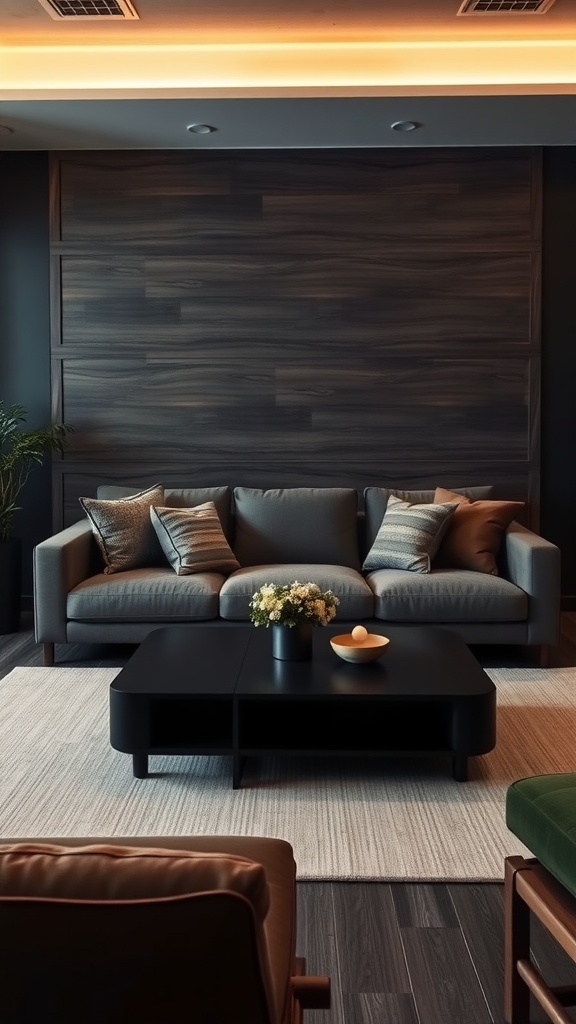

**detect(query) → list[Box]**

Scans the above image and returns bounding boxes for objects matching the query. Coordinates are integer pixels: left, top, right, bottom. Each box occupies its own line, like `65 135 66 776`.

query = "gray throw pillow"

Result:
150 502 240 576
79 484 164 574
362 495 457 574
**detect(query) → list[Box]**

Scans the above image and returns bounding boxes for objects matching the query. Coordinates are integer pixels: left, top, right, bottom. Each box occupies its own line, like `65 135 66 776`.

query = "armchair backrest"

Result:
0 842 279 1024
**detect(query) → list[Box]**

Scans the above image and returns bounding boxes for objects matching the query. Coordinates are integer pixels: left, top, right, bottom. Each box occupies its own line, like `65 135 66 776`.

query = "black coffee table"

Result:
109 624 496 787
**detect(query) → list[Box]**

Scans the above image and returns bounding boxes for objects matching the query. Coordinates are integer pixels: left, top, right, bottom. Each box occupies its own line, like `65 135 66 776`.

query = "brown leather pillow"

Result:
433 487 524 575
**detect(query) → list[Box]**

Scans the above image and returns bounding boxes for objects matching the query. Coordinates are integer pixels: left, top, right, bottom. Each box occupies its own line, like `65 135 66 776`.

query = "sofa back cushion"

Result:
233 487 360 568
363 485 494 553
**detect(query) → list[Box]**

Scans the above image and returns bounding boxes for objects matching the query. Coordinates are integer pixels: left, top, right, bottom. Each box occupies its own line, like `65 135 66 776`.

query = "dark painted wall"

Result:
1 147 576 598
0 153 51 600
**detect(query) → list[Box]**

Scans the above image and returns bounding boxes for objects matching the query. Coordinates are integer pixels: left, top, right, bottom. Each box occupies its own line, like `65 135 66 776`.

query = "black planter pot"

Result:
0 538 22 635
271 623 313 661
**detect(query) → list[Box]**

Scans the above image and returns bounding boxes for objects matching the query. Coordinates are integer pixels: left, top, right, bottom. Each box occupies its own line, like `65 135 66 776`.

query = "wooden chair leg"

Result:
290 958 330 1023
43 643 55 667
504 856 531 1024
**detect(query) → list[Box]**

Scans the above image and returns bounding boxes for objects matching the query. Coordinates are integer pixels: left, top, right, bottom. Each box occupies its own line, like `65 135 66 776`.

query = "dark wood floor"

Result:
2 617 576 1024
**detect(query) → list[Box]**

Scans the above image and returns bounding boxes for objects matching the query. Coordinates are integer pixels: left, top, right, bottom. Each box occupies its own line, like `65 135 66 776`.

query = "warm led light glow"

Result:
1 39 576 98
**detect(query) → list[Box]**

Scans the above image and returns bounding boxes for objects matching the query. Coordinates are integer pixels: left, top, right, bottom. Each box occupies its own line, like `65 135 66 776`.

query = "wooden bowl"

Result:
330 633 390 664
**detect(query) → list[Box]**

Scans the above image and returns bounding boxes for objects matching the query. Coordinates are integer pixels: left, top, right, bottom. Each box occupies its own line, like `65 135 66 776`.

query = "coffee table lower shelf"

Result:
113 691 487 787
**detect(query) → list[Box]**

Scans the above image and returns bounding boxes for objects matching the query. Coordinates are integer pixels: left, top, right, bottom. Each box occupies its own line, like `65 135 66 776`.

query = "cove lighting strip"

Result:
0 40 576 98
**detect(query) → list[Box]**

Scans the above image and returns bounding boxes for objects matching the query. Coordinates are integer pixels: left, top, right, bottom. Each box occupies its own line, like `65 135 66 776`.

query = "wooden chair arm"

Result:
291 975 331 1009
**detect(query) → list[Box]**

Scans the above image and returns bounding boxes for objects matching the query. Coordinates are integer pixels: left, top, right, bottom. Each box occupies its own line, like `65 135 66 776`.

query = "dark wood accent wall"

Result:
49 148 541 529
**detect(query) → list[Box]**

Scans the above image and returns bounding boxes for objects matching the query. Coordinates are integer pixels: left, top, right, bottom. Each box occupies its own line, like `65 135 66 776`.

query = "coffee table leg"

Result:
452 753 468 782
233 755 246 790
133 752 148 778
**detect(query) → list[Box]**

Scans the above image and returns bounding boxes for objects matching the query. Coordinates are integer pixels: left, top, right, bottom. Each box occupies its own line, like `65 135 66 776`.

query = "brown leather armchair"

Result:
0 834 330 1024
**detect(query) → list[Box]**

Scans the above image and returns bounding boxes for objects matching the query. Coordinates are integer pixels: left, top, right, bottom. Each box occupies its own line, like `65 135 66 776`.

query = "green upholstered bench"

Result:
505 773 576 1024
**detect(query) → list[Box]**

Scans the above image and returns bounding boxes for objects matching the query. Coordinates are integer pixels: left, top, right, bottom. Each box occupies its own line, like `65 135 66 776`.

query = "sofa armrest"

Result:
502 522 561 646
33 520 97 643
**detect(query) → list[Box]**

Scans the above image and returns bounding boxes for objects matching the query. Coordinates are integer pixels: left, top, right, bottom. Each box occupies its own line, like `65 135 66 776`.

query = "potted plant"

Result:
249 580 339 661
0 402 71 634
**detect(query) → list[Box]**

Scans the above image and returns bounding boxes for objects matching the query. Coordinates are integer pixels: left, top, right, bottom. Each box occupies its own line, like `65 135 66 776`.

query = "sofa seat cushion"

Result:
366 567 527 622
219 564 374 621
506 774 576 900
233 487 360 569
67 568 223 622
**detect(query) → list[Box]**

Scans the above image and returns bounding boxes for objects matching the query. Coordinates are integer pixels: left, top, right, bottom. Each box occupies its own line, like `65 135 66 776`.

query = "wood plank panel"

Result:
60 357 529 459
59 257 532 348
50 148 541 528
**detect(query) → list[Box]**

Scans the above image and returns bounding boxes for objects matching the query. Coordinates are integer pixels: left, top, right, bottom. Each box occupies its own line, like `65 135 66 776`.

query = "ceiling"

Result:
1 0 576 149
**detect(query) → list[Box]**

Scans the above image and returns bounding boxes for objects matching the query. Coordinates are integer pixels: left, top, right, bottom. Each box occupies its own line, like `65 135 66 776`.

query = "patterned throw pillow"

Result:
79 484 164 574
362 495 457 574
150 502 240 576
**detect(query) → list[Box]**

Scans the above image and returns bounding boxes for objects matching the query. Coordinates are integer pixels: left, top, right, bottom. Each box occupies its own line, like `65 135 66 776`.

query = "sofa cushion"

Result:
232 487 360 569
79 484 164 574
67 568 222 621
363 485 495 553
150 503 240 577
219 564 374 621
362 496 457 574
365 567 528 622
433 487 524 575
97 485 233 540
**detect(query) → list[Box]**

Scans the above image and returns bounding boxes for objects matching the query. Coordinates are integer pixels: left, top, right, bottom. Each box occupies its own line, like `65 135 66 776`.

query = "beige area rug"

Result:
0 665 574 881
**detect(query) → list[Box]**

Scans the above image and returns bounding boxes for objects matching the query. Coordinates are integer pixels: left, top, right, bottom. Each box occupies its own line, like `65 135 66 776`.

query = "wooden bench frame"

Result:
505 855 576 1024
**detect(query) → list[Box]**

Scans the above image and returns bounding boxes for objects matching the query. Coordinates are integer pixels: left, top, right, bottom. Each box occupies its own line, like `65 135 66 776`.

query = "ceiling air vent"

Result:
37 0 139 19
458 0 556 13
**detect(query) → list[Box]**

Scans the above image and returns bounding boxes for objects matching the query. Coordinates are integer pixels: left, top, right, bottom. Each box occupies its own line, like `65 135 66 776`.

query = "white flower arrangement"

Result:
249 580 340 628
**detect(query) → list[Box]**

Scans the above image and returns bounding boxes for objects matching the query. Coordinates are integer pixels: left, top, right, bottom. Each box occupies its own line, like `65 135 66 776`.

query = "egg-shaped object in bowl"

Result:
330 631 390 664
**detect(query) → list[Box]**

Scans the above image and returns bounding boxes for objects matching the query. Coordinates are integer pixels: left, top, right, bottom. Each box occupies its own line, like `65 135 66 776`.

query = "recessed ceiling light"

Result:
391 121 420 132
186 124 217 135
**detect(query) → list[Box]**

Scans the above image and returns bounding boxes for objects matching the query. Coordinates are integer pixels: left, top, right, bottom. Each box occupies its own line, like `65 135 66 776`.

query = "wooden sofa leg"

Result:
504 856 531 1024
539 645 551 669
43 643 55 667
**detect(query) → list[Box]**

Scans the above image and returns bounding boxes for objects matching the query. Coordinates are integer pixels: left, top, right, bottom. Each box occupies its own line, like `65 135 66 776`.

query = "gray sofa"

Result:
33 484 561 665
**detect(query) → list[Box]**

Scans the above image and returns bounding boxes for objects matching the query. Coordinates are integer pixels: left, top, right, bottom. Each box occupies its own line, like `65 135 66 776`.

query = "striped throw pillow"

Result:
362 495 457 574
150 502 240 576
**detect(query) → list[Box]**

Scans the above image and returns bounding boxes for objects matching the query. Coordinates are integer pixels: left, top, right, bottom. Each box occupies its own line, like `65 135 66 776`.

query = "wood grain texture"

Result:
50 148 541 529
333 884 413 995
448 883 505 1024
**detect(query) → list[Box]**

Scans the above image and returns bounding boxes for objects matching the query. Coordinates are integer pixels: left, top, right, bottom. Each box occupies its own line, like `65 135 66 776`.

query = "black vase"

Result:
271 623 313 661
0 537 22 635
